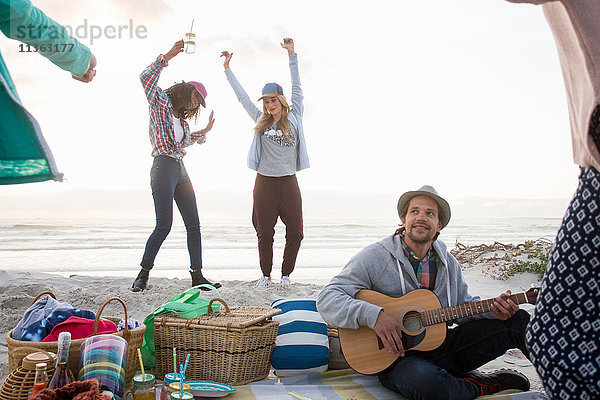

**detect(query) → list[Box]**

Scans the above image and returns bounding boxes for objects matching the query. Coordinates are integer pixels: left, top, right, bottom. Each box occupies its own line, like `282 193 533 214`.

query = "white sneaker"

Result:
254 276 271 288
281 276 291 286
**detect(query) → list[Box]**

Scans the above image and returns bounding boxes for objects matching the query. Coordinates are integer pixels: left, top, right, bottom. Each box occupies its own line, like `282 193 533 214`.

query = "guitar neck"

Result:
421 292 529 326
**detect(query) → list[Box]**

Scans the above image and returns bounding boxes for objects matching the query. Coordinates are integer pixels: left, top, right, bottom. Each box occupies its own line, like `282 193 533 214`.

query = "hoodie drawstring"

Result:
395 257 451 308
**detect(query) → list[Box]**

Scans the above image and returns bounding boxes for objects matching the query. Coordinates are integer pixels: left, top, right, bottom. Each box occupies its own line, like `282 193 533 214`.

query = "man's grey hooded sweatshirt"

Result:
317 234 495 330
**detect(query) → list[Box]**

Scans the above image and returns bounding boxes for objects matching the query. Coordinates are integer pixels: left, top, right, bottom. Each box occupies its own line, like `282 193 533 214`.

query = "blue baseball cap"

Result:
258 82 283 101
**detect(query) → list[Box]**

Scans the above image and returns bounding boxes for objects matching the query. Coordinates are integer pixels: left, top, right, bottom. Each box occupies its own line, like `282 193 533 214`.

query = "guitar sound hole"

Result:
403 311 423 333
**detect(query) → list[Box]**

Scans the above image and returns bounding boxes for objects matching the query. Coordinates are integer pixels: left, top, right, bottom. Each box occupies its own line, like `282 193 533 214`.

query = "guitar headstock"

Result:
525 286 540 305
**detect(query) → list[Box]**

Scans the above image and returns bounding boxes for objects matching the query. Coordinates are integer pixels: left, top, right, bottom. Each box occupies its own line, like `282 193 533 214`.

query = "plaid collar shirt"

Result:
140 54 206 159
400 238 438 291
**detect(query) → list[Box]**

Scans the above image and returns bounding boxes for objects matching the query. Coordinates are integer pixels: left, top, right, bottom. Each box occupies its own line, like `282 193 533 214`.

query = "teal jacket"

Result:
0 0 91 184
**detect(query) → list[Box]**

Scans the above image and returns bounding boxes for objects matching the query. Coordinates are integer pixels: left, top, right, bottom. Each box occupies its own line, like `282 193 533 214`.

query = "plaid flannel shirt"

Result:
400 238 438 291
140 54 206 159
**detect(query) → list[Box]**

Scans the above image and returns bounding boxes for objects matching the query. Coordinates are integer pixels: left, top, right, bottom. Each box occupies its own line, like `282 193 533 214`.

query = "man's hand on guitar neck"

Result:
491 290 519 321
374 310 405 357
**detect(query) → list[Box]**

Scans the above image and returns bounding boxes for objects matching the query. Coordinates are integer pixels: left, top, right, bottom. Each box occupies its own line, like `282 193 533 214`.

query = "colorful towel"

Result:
41 316 117 342
12 295 73 339
20 308 96 342
229 369 549 400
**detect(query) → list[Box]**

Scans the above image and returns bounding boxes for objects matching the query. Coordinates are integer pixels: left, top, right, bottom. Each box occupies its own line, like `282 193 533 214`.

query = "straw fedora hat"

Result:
397 185 451 229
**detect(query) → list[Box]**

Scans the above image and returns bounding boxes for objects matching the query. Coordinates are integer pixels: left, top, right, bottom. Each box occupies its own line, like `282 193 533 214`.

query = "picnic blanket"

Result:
229 369 549 400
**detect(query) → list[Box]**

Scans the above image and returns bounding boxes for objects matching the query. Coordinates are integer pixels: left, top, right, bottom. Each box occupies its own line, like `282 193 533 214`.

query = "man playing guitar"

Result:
317 185 532 399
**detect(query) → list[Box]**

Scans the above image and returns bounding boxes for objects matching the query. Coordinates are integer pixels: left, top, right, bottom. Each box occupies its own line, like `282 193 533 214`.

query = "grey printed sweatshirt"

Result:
224 53 310 172
317 234 496 330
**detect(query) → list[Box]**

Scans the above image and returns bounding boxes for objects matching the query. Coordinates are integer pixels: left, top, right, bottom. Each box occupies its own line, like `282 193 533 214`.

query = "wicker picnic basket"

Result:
6 293 145 388
154 298 281 386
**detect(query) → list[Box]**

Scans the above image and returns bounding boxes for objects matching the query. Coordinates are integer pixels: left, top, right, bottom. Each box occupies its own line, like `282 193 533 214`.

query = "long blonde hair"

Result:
253 95 292 141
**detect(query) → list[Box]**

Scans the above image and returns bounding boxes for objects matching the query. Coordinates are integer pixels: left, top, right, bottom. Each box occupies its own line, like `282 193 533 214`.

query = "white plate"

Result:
187 381 236 398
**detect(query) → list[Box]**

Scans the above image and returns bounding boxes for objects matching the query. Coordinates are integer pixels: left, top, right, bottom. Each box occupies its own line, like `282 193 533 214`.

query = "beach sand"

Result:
0 266 544 392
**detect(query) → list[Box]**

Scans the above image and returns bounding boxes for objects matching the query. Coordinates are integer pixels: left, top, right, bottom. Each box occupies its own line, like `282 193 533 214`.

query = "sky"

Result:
0 0 579 220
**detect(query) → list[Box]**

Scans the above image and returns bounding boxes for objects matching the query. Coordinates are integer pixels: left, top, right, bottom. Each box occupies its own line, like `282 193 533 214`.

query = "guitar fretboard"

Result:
421 292 531 326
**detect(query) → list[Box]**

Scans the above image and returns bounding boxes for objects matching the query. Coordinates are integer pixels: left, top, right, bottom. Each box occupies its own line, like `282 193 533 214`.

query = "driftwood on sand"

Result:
451 239 553 280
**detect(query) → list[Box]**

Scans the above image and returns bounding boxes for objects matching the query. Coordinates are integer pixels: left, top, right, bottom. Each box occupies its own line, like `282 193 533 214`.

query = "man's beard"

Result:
406 224 435 244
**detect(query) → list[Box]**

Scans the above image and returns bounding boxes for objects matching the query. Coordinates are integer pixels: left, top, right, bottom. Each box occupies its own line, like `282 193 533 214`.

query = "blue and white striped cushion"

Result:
270 298 329 376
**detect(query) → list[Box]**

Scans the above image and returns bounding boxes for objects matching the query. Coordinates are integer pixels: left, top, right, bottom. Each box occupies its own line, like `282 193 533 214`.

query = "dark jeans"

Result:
378 309 530 400
140 156 202 270
252 173 303 277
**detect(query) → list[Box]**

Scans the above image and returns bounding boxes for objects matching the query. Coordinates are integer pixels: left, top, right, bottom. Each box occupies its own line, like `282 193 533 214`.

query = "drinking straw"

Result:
182 353 190 377
179 363 185 397
137 348 145 378
189 18 194 33
173 347 177 374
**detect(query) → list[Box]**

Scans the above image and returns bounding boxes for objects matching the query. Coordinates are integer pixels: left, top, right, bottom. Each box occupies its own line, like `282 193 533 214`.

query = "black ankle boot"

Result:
463 369 530 396
190 269 222 290
131 269 149 292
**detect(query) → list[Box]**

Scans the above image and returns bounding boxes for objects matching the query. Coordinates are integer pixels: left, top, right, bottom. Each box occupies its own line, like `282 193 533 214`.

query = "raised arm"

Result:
221 51 263 122
140 40 184 107
282 38 303 116
190 110 215 145
0 0 95 81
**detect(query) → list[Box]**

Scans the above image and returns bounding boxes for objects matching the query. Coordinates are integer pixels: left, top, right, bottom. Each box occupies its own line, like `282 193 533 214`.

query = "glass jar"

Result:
132 373 155 400
168 382 190 393
160 373 182 400
184 33 195 54
169 392 193 400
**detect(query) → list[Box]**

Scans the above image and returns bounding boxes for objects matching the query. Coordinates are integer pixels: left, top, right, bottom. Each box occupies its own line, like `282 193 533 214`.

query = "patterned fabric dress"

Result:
525 110 600 399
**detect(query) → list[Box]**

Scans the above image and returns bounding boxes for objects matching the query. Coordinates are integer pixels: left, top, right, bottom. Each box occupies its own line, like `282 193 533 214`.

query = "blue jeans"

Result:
378 310 530 400
140 156 202 270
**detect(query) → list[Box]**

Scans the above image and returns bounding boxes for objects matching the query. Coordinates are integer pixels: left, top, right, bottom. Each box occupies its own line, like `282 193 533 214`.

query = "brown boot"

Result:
190 269 222 290
131 269 149 292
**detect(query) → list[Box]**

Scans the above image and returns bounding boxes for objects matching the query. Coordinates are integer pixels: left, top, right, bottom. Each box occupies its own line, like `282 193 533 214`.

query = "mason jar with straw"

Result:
184 19 195 54
132 349 155 400
160 348 182 400
169 355 192 400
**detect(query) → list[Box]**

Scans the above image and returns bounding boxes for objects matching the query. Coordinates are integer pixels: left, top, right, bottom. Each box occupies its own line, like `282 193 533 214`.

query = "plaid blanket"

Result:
229 369 548 400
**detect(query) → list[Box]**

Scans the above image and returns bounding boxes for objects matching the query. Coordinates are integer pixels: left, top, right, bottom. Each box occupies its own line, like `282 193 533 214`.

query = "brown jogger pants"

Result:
252 173 304 277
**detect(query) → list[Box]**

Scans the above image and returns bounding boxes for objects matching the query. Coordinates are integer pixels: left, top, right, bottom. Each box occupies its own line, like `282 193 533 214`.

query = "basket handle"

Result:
207 298 230 315
13 346 56 366
31 291 56 305
93 297 130 342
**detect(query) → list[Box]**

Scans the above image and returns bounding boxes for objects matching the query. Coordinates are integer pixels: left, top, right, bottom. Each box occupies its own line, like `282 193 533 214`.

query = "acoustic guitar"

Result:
338 287 539 375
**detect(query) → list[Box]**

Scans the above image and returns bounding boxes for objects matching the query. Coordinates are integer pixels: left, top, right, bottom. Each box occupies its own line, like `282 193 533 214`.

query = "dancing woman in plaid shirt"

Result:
132 40 221 292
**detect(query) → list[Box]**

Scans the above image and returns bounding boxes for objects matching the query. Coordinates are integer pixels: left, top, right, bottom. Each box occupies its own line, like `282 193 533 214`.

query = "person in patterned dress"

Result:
504 2 600 398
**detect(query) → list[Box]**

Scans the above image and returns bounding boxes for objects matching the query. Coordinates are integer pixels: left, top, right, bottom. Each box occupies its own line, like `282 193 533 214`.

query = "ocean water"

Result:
0 217 561 284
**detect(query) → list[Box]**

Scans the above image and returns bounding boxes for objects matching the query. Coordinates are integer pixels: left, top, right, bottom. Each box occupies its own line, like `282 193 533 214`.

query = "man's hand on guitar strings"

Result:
374 310 405 357
491 290 519 321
